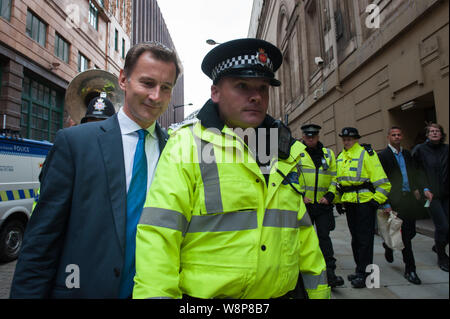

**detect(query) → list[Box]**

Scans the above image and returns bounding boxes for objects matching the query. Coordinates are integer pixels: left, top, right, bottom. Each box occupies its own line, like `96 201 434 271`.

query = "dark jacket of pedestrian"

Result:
412 141 449 200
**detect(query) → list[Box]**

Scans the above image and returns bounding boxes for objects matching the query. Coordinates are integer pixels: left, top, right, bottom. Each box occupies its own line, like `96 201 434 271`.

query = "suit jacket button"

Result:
114 268 120 277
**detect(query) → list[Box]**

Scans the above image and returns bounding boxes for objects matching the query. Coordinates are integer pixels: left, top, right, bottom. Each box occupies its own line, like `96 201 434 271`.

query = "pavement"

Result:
330 214 449 299
0 216 448 299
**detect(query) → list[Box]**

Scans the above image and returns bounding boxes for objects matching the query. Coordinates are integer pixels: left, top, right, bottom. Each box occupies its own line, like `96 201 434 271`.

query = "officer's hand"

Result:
303 197 312 204
319 197 329 205
336 204 346 215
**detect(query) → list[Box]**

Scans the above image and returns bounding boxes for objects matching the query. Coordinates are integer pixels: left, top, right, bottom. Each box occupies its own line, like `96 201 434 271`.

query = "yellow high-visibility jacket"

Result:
298 144 337 203
133 120 330 299
336 143 391 204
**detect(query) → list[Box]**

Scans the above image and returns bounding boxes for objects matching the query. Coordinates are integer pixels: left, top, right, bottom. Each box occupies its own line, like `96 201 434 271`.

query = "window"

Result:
0 0 11 20
89 0 98 30
21 75 64 142
78 53 89 72
115 29 118 51
99 0 104 7
122 38 125 59
26 10 47 47
123 0 126 22
55 33 70 63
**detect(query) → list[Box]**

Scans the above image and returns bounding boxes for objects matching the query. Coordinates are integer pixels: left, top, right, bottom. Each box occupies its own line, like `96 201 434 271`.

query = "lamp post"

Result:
206 39 221 45
173 103 193 123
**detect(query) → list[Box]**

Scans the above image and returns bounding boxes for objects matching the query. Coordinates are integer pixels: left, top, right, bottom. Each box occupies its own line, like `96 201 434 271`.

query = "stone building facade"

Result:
250 0 449 152
132 0 185 129
0 0 131 141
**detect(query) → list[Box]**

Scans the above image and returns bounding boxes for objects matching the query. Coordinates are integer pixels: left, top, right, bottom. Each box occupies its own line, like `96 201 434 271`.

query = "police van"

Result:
0 133 52 262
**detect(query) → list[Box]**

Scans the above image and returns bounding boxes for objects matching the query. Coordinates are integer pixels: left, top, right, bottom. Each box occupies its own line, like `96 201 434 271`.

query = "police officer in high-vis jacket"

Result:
299 124 344 288
336 127 391 288
132 38 330 299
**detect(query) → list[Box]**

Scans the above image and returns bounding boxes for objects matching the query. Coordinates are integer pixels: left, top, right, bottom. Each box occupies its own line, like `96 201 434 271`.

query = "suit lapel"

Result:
386 147 400 172
98 115 127 255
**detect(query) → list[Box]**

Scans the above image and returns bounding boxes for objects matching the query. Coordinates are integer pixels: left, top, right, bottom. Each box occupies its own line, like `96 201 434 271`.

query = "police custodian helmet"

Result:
80 94 116 124
301 124 322 137
339 127 361 139
201 38 283 87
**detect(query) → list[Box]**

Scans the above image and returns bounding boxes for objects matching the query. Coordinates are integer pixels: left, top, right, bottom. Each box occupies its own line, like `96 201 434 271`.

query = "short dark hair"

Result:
425 123 447 143
388 126 402 134
123 42 181 83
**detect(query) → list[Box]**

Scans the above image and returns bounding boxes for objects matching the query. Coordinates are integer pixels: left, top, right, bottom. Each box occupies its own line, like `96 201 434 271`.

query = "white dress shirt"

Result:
117 107 160 193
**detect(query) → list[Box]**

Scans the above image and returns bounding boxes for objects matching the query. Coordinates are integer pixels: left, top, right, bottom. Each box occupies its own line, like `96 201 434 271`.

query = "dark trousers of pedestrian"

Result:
429 197 449 244
344 202 376 276
384 218 417 272
307 204 336 271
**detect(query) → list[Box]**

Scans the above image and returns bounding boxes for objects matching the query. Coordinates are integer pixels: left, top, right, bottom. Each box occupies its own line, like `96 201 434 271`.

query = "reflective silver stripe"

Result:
301 186 329 192
302 168 316 174
356 150 366 178
263 209 298 228
190 127 224 214
373 178 389 187
187 210 257 233
375 187 389 196
349 167 358 171
263 209 312 228
336 159 343 162
319 169 336 176
139 207 188 234
299 211 312 227
337 176 370 183
302 270 328 290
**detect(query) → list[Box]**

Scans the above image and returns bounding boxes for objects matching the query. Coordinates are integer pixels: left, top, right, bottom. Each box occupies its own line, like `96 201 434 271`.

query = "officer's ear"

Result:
211 84 220 104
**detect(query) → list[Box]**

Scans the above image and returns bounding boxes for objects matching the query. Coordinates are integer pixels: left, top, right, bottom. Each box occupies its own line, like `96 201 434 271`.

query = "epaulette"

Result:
168 117 199 133
361 143 374 156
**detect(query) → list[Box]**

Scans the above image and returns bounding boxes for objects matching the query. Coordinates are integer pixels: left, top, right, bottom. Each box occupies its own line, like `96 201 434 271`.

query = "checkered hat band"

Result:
211 54 274 80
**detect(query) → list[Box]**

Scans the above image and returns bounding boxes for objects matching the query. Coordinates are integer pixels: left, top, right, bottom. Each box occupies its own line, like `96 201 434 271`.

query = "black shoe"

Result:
328 273 345 288
351 276 366 289
404 271 421 285
383 242 394 263
438 258 449 272
347 273 358 281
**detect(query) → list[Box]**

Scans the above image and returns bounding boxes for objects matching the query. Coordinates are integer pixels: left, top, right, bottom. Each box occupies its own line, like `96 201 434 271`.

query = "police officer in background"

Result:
133 38 330 299
299 124 344 288
80 93 116 124
335 127 391 288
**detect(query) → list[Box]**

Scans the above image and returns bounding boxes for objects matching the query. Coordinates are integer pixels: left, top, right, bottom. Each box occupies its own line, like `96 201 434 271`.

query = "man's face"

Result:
427 126 442 143
119 51 176 129
388 129 403 147
211 77 270 129
302 134 319 148
342 137 357 150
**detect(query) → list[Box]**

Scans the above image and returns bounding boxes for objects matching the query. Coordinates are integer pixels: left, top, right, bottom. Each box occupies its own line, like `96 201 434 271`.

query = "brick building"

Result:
0 0 131 141
249 0 449 152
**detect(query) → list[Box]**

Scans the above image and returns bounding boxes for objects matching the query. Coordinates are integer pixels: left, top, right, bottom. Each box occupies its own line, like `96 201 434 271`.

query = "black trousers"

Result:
384 218 417 272
429 198 449 244
307 204 336 271
344 202 376 275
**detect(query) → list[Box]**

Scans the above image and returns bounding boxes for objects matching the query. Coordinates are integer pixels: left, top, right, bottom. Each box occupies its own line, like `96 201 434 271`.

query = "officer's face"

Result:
388 129 403 147
342 137 358 150
302 134 319 148
119 51 176 129
211 77 270 129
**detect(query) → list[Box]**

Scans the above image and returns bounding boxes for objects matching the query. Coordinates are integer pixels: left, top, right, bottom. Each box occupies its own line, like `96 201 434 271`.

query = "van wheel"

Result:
0 220 25 262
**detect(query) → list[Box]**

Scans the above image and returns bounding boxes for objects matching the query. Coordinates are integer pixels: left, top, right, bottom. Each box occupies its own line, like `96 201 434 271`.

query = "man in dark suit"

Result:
378 126 432 285
10 42 180 298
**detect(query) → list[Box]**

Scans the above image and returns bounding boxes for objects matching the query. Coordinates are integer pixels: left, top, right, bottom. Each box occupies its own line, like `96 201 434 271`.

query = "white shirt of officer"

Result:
117 107 160 192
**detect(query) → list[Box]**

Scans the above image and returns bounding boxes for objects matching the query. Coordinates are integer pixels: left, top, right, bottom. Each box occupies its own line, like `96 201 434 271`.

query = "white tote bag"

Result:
377 210 404 250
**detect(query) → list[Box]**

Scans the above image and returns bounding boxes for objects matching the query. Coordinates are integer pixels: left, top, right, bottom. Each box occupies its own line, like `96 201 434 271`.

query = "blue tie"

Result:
119 129 148 298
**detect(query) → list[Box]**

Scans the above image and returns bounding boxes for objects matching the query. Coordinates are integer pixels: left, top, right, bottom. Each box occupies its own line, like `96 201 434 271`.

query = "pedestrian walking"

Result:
132 38 330 299
378 126 430 284
335 127 391 288
412 123 449 272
